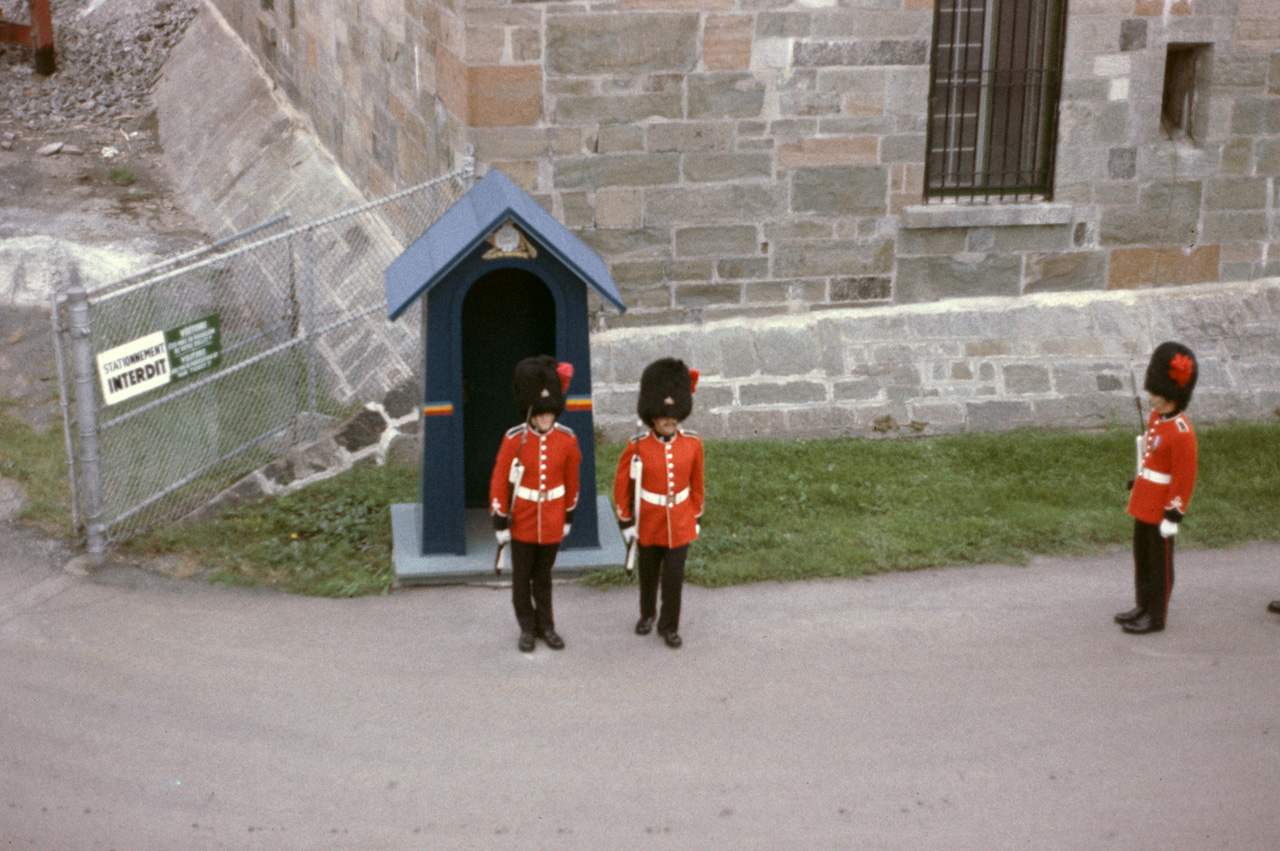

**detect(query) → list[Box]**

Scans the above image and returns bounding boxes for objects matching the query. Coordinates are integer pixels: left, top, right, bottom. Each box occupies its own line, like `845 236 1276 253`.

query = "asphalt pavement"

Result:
2 521 1278 850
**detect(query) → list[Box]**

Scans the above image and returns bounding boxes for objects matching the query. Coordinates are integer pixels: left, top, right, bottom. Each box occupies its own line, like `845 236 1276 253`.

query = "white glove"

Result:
621 525 638 545
496 529 511 545
1159 519 1178 538
562 524 572 538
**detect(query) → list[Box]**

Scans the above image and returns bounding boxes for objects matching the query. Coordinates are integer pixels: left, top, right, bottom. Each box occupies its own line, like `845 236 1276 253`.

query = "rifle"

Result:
623 451 642 577
1130 372 1146 480
494 411 530 575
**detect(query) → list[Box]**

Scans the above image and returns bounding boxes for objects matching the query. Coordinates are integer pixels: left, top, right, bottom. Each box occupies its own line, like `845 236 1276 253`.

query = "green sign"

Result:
165 314 222 381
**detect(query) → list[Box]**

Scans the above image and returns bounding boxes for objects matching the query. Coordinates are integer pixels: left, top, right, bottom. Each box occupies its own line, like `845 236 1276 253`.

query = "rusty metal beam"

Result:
0 0 56 75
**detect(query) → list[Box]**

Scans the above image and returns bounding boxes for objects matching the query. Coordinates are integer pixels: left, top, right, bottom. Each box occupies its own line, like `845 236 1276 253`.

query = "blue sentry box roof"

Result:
385 168 626 320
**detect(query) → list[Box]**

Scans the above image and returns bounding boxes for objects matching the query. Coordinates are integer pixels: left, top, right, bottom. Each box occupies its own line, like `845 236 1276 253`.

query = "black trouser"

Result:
1133 519 1175 626
511 540 559 634
638 544 687 633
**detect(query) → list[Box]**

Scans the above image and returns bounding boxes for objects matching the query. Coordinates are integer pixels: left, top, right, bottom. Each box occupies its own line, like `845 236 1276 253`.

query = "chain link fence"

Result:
54 164 473 556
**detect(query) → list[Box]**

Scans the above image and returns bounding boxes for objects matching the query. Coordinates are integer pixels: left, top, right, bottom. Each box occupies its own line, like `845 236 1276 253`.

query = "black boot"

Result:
1122 613 1164 634
1114 606 1145 624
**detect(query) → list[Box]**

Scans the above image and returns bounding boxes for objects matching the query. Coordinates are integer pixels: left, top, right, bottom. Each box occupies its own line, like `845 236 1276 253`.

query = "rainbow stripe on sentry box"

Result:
565 396 592 412
422 402 454 417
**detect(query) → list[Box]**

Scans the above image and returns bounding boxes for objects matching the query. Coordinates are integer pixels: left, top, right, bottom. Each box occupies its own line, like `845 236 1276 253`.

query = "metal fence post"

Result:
65 273 107 562
301 228 318 441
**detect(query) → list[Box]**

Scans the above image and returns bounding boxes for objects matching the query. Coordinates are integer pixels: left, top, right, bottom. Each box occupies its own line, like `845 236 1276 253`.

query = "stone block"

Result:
555 94 683 124
383 383 418 419
555 154 681 189
830 277 891 302
436 51 542 127
777 137 878 168
1003 364 1051 395
966 400 1035 431
703 13 753 71
335 408 388 452
683 153 772 182
791 166 887 216
793 39 929 67
756 12 812 40
647 122 735 153
719 258 770 280
595 189 646 229
676 225 759 257
1206 177 1270 211
612 259 714 287
1257 139 1280 176
897 227 968 256
895 255 1023 303
1107 245 1221 288
1023 251 1107 293
646 184 786 225
1108 147 1137 179
547 13 699 76
786 406 854 439
578 226 670 259
740 381 827 406
1099 182 1202 246
1202 213 1268 243
561 191 594 228
774 238 894 278
597 124 645 154
675 283 742 307
688 73 767 119
754 326 820 375
711 325 760 379
833 377 881 401
724 407 788 438
1120 18 1148 51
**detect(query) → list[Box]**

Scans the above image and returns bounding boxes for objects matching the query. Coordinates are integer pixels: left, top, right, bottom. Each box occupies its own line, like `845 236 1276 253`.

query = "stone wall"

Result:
207 0 1280 330
591 277 1280 441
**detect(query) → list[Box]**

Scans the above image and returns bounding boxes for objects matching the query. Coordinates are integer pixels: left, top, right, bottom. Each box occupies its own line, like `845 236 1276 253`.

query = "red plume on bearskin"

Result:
689 369 700 394
1168 353 1193 388
1144 342 1197 414
556 362 574 394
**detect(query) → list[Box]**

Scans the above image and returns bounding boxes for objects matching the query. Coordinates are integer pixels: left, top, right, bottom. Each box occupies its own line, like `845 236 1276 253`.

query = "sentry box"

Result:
384 168 627 583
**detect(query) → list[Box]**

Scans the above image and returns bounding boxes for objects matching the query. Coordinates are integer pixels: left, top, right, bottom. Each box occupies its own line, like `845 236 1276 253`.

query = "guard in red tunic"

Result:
490 356 582 653
1116 342 1198 635
613 358 704 648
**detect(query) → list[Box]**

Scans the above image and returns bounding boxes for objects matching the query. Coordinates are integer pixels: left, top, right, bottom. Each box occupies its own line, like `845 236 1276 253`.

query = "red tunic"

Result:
1127 410 1197 525
613 430 704 549
489 423 582 545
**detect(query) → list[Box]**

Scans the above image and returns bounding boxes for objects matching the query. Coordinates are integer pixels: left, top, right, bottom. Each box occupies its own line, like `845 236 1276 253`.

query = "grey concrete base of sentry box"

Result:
391 495 628 585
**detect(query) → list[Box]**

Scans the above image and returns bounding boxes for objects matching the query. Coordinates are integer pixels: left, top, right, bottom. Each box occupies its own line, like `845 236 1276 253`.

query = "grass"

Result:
111 419 1280 597
107 167 136 186
0 404 71 533
122 465 414 597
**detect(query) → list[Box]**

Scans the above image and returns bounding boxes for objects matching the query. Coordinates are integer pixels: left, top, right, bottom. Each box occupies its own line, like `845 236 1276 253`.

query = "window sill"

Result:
900 203 1073 230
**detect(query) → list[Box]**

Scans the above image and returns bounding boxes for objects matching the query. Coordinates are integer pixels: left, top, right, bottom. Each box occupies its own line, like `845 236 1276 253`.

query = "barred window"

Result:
925 0 1068 203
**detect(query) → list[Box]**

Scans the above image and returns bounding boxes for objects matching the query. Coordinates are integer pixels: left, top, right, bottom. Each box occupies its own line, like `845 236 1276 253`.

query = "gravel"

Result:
1 0 201 137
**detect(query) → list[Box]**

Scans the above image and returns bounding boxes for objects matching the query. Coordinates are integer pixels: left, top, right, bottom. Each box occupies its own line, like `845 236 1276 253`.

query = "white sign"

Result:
95 331 171 405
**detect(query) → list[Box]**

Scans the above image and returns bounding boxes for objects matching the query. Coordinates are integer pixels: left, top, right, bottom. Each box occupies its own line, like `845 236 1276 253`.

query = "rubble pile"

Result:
0 0 201 137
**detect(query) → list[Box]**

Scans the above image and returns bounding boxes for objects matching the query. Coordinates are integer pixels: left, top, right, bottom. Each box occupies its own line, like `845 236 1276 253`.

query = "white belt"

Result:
640 487 690 507
1138 469 1172 485
516 485 565 503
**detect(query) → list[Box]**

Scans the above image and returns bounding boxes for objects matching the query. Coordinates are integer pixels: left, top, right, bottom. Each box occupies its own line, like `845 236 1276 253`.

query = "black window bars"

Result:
925 0 1070 204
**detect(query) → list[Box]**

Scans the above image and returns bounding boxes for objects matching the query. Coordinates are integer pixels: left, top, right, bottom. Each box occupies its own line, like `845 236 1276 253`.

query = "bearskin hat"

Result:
637 358 698 426
513 355 571 419
1143 341 1198 414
